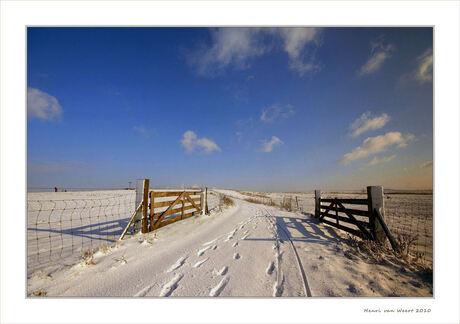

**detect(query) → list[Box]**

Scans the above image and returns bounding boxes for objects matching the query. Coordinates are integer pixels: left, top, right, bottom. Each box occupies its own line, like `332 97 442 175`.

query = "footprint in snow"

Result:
202 239 217 246
168 257 187 272
224 229 237 242
159 273 183 297
266 261 275 275
193 258 209 268
197 246 211 256
218 266 228 276
233 253 240 260
209 276 229 297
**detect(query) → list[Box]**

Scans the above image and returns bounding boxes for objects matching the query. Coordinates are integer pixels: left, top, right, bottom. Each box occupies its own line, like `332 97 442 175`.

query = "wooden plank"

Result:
320 219 363 237
152 204 197 219
320 205 370 217
152 191 200 198
319 200 335 220
153 197 200 208
321 198 368 205
374 208 399 252
320 213 369 228
156 208 197 229
336 201 373 240
153 192 185 229
157 214 182 229
184 192 202 212
119 201 143 240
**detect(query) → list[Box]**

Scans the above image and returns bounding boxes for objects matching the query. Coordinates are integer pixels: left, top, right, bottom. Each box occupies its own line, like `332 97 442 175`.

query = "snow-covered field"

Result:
27 189 432 297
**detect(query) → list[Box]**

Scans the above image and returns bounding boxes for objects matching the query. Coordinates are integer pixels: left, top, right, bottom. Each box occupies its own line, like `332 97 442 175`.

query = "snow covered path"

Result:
28 191 432 297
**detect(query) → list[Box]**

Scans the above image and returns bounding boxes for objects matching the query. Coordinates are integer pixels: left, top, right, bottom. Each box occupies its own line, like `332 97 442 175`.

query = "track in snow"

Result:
263 207 312 297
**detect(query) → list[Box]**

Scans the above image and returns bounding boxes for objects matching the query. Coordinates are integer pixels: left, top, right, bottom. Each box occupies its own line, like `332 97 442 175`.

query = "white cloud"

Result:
27 88 63 121
188 28 322 76
340 132 414 164
358 37 395 76
275 28 322 75
349 111 390 137
189 28 267 75
366 154 396 167
180 130 221 154
420 160 433 169
260 104 294 122
261 136 283 152
415 48 433 83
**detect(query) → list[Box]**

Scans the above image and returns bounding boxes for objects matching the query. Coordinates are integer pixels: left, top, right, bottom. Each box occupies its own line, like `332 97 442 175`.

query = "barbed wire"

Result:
27 192 135 275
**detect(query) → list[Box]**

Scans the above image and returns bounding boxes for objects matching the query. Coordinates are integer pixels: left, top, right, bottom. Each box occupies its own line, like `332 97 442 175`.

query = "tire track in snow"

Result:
263 207 312 297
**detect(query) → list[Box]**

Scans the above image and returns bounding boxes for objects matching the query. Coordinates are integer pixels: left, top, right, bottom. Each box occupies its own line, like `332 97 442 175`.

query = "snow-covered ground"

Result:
27 189 432 297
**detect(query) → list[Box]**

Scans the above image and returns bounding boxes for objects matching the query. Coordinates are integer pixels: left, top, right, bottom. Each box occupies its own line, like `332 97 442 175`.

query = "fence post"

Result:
149 191 155 231
315 190 321 218
141 179 149 233
200 189 205 215
367 186 385 243
181 191 184 220
205 187 209 215
134 179 145 233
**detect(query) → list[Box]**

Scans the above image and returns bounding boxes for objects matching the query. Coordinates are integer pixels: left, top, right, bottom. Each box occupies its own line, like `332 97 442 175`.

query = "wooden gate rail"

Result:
315 186 390 243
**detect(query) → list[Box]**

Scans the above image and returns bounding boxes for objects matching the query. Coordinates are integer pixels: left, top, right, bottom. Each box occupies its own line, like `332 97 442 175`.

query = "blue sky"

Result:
27 27 433 191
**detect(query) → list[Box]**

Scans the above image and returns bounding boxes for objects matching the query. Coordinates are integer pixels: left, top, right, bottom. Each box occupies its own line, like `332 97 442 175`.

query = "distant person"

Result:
54 187 58 192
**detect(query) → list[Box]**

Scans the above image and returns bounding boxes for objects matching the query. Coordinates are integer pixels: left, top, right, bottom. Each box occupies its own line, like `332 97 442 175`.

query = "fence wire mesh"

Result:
240 191 433 267
384 193 433 267
27 191 135 275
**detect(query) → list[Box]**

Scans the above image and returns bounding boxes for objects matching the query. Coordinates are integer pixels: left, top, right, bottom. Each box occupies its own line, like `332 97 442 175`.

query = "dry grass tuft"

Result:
31 289 47 297
217 193 235 211
240 191 269 199
280 196 293 211
82 248 95 266
345 234 433 275
243 197 263 205
99 244 112 254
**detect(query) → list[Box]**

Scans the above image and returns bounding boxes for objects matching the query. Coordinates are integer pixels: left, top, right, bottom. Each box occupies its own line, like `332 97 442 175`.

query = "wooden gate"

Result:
149 190 203 231
314 186 392 244
317 196 372 239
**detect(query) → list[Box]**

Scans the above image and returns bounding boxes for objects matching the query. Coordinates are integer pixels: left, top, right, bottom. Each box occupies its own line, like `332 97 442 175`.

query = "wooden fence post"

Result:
181 191 184 219
141 179 149 233
205 187 209 215
134 179 144 233
149 191 155 231
315 190 321 218
367 186 385 243
200 189 205 215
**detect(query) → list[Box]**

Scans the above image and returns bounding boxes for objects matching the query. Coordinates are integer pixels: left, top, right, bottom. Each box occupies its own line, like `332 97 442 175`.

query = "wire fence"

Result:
27 191 135 275
27 189 433 276
236 191 433 267
298 192 433 267
384 194 433 267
